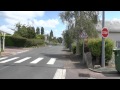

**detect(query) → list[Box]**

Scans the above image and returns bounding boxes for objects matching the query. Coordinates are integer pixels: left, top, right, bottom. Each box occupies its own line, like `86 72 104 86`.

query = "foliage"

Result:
87 38 114 64
71 42 76 54
60 11 99 53
50 30 53 37
63 30 73 48
5 36 14 46
25 39 44 47
105 38 114 63
36 35 45 40
41 27 44 35
14 23 36 39
88 38 101 57
5 36 44 47
57 37 63 43
36 27 40 35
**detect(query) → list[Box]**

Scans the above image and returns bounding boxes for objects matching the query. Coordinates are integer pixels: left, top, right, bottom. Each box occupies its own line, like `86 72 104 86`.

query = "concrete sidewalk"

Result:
63 49 120 79
1 47 32 57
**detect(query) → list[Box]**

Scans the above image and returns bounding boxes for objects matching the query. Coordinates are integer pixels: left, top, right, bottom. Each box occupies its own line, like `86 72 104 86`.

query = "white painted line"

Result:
53 69 66 79
0 57 19 63
47 58 56 65
30 58 43 64
88 77 96 79
17 50 29 54
14 57 31 63
0 57 8 61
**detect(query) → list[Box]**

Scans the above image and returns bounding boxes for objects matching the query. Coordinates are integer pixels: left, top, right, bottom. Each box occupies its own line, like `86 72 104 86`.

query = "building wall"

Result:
98 32 120 47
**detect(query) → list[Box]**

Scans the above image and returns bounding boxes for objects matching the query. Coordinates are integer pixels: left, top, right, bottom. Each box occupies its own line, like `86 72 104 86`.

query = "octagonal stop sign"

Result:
101 27 109 38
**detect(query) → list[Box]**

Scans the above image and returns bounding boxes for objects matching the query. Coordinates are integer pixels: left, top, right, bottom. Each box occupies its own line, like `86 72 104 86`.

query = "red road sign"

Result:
101 27 109 38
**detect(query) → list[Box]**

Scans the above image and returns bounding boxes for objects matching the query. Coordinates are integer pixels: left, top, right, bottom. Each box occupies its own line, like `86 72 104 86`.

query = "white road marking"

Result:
30 58 43 64
0 57 19 63
17 50 29 54
14 57 31 63
47 58 56 65
53 69 66 79
0 57 8 61
88 77 96 79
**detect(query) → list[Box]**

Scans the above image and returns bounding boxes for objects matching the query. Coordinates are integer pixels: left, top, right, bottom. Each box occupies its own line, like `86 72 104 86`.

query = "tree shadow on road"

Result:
41 49 87 69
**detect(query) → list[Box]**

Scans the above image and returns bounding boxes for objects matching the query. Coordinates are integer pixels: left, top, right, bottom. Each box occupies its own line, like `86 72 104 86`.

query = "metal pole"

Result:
83 38 85 63
101 11 105 67
0 36 1 56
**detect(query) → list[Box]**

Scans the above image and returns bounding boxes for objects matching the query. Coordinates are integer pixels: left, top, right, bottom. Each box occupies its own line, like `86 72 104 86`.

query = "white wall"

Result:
98 32 120 47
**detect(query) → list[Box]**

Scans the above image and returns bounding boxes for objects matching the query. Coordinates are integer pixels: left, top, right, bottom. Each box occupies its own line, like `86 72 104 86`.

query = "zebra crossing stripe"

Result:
53 69 66 79
30 58 43 64
0 57 19 63
47 58 56 65
0 57 8 61
14 57 31 63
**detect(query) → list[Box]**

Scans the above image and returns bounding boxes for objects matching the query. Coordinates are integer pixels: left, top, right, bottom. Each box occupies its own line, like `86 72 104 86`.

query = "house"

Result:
96 21 120 48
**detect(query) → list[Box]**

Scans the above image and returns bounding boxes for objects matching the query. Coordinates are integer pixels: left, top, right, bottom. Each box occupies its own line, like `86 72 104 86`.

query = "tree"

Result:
41 27 44 35
59 11 99 54
50 30 53 41
13 23 36 39
50 30 53 38
36 27 40 35
57 37 63 43
27 26 36 38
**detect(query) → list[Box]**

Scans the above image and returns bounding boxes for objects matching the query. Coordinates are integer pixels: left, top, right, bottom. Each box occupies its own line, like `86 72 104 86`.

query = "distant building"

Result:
96 21 120 48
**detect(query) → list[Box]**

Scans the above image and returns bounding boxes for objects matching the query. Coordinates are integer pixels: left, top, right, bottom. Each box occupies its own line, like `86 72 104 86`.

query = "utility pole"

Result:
101 11 105 67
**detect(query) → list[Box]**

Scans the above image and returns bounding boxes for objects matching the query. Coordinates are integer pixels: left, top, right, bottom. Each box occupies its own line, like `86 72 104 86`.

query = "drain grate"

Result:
79 73 90 77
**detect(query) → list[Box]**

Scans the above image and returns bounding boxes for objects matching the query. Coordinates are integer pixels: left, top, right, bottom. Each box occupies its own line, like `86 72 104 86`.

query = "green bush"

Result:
105 38 114 63
72 42 76 54
79 40 83 55
87 38 114 64
5 36 45 47
25 39 44 47
12 36 27 47
36 35 45 40
88 38 101 58
5 36 14 46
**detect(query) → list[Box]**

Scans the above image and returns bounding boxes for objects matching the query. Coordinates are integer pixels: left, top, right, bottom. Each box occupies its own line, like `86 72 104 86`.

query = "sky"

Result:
0 11 120 37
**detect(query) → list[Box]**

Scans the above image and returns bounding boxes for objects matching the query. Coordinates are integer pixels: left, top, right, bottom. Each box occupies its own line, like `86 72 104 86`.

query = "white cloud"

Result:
0 11 45 20
96 18 120 30
0 11 60 34
33 19 59 28
0 25 14 34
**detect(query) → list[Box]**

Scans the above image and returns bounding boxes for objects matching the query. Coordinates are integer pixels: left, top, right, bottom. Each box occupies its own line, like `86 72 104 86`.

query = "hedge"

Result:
5 36 45 47
88 38 114 64
25 39 44 47
71 38 114 64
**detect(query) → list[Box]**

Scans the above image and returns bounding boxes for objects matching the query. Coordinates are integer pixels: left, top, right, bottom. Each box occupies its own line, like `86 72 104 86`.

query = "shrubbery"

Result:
105 38 114 63
71 38 114 64
5 36 45 47
36 35 45 40
71 42 76 54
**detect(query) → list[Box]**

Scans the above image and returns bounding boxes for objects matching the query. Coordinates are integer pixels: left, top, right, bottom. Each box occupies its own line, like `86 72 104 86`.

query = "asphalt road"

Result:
0 45 119 79
0 45 69 79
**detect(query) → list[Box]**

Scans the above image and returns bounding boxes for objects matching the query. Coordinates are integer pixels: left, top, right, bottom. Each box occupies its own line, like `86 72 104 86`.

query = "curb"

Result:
88 68 117 74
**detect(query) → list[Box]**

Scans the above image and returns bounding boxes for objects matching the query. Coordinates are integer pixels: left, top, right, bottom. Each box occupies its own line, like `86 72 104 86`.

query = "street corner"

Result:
1 48 30 57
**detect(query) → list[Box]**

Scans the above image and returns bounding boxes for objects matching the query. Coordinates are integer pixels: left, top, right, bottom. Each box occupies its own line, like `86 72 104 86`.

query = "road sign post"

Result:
80 31 88 63
101 11 108 68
